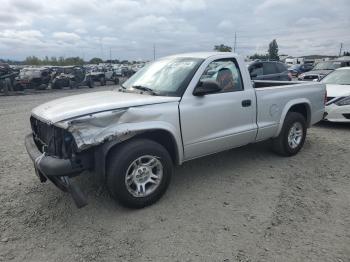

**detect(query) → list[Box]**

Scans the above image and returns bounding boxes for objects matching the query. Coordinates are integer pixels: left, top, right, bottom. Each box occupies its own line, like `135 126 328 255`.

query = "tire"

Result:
107 139 173 208
272 112 307 156
52 80 61 89
13 83 23 91
87 77 94 88
69 80 76 89
114 76 119 85
37 84 47 90
100 76 106 86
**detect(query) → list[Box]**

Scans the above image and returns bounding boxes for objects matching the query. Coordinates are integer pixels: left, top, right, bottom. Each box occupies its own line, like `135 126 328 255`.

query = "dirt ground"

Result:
0 86 349 262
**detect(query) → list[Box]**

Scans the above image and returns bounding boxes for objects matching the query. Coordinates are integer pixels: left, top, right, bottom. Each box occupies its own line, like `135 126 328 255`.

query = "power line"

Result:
233 32 237 53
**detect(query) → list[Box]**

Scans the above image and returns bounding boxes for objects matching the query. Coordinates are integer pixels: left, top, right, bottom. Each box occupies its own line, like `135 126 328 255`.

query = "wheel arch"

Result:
94 127 183 183
275 99 311 137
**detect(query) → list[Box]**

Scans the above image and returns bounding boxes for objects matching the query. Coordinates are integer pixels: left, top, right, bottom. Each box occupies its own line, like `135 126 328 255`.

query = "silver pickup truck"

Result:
25 52 326 208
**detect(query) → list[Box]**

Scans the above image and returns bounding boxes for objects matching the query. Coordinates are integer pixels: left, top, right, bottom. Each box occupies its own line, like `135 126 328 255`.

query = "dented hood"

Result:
32 90 180 123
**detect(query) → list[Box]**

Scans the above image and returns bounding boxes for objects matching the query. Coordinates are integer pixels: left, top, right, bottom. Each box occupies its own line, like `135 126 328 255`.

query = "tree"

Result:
25 56 41 65
214 44 232 52
249 53 269 60
65 57 84 65
89 57 103 64
343 51 350 56
268 39 279 61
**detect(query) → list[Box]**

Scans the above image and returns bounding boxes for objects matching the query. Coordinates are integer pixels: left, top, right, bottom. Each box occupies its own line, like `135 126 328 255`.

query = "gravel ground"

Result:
0 86 349 262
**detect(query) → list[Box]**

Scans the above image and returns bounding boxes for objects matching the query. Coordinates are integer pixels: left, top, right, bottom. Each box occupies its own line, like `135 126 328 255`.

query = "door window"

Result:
276 63 287 73
249 63 263 76
263 62 277 75
200 59 243 92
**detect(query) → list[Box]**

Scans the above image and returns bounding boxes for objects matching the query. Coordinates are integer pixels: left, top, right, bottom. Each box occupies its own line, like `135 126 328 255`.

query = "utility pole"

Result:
234 32 237 53
339 43 343 57
153 44 156 61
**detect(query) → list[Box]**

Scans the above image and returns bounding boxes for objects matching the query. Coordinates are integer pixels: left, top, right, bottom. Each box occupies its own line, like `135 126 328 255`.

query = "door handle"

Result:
242 99 252 107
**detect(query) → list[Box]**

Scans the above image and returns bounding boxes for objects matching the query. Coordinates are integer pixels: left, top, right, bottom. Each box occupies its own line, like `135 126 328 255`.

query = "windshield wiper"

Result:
132 85 159 95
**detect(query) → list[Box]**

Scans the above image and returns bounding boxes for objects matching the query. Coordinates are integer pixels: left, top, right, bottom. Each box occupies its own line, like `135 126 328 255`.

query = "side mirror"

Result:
250 73 257 78
193 79 221 96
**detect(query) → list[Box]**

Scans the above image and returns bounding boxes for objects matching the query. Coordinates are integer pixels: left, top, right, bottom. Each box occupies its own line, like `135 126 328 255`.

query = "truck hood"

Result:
32 90 180 124
326 84 350 97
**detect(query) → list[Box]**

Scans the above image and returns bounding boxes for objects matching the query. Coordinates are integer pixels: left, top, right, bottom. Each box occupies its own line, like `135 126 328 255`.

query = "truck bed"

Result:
253 80 301 88
253 81 326 141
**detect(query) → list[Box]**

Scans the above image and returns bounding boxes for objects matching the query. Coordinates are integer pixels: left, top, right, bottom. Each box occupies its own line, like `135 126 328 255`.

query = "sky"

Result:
0 0 349 61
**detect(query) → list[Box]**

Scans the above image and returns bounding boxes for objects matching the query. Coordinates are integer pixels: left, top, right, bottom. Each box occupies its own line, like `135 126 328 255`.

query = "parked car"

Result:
51 66 93 89
14 67 51 90
322 67 350 122
248 61 292 81
89 67 119 85
25 52 326 208
288 64 312 77
298 60 350 81
0 63 18 94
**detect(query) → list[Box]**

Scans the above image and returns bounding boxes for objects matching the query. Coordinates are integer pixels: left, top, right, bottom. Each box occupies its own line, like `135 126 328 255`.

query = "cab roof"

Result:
163 52 239 60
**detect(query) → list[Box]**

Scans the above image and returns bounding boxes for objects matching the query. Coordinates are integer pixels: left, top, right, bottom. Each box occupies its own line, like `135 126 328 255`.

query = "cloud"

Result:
52 32 81 43
0 0 349 60
217 20 233 30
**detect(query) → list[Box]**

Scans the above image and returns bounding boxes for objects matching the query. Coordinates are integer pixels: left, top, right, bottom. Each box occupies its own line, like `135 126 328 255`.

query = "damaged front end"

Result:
25 107 153 207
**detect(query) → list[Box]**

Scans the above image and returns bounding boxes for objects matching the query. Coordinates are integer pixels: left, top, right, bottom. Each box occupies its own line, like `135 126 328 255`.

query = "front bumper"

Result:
25 134 88 207
324 104 350 123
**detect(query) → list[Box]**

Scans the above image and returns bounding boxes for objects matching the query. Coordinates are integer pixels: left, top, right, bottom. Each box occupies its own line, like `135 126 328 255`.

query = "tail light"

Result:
288 72 292 80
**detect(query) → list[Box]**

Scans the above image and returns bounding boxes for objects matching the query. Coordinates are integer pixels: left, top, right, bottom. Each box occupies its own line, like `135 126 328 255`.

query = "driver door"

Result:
179 58 257 160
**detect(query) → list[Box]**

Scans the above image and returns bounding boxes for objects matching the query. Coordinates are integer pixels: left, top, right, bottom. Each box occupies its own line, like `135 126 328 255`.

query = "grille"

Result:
30 116 72 158
343 114 350 119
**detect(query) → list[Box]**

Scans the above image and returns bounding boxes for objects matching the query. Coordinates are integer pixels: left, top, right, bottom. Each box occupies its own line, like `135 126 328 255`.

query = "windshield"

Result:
321 69 350 85
313 61 341 70
121 57 203 96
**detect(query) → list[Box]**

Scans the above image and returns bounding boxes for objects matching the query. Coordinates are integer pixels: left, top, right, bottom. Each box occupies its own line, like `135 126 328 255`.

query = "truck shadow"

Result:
73 140 278 211
315 121 350 130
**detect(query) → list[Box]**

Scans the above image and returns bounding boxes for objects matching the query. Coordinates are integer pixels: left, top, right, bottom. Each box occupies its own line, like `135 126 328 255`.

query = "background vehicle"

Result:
89 67 119 86
322 67 350 122
248 61 292 81
25 52 326 208
51 66 93 89
298 59 350 81
288 64 312 77
14 67 51 90
0 63 18 94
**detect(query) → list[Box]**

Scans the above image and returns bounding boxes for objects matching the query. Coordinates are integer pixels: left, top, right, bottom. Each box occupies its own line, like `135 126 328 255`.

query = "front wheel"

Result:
272 112 307 156
107 139 173 208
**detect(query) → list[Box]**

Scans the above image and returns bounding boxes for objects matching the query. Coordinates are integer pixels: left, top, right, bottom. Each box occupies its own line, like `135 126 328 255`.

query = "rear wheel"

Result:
272 112 307 156
107 139 173 208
